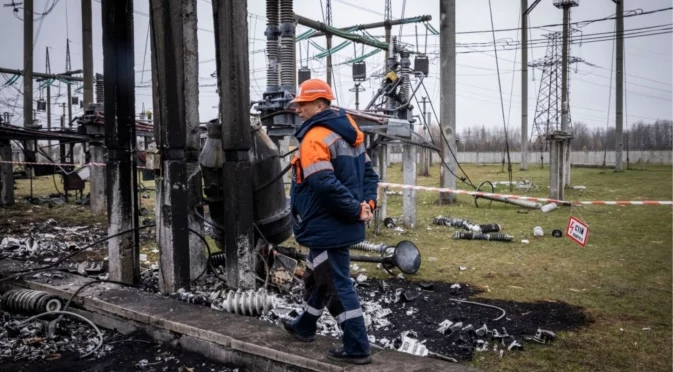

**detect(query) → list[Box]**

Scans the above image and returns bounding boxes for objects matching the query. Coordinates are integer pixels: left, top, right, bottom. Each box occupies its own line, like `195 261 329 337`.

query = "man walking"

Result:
281 79 379 365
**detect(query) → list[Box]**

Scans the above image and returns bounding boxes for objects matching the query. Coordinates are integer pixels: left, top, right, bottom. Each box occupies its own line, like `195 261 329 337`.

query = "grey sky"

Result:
0 0 671 136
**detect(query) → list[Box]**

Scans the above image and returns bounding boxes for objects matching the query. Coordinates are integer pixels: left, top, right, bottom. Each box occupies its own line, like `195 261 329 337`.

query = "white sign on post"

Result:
567 216 589 247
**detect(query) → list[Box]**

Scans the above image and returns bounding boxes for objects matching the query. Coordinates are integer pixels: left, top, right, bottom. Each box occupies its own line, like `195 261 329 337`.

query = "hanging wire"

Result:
487 0 513 191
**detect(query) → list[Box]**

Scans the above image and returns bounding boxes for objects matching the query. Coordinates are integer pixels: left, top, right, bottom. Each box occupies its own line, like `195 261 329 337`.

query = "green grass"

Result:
1 165 670 371
368 163 672 372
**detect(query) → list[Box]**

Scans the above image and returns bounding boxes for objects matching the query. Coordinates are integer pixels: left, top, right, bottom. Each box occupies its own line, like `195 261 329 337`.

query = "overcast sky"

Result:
0 0 671 137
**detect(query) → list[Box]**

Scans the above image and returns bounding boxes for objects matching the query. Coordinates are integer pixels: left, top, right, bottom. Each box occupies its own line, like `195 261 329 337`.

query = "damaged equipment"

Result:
276 240 422 275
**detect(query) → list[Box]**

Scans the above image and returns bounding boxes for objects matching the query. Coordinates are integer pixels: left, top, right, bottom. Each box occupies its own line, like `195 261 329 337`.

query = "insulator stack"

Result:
349 241 388 253
279 0 295 90
279 38 295 89
95 73 104 104
1 289 62 315
451 232 513 242
210 251 227 268
212 288 276 316
478 224 501 233
265 0 280 92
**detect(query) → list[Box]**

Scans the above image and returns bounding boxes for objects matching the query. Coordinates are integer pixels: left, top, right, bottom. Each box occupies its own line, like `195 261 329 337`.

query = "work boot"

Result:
280 319 315 342
326 348 372 365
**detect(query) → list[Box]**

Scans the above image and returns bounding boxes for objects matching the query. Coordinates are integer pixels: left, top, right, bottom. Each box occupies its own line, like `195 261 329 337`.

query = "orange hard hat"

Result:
291 79 335 103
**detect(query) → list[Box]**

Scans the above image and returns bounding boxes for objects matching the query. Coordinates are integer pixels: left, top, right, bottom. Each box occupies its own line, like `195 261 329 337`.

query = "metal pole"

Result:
326 35 333 86
439 0 456 204
150 0 205 293
559 5 571 188
23 0 34 179
521 0 529 171
615 0 624 172
307 16 432 39
102 0 139 285
67 83 72 126
46 83 51 150
0 67 83 81
82 0 94 107
214 0 256 289
23 0 33 129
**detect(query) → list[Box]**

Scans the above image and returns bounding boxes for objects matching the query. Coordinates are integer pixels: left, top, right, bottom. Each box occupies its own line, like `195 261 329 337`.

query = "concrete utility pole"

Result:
614 0 624 172
81 0 94 107
23 0 33 129
549 0 578 200
102 0 140 285
520 0 529 171
85 0 105 216
23 0 35 178
150 0 205 293
0 140 13 205
419 97 430 176
214 0 256 289
439 0 457 204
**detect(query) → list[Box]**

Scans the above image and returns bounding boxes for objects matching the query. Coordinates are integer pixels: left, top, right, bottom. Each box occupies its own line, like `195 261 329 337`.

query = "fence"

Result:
387 150 673 166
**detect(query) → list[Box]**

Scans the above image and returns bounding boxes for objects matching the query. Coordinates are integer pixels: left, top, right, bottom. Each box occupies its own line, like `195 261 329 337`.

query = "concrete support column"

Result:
214 0 256 289
0 140 14 206
102 0 140 285
89 143 106 214
150 0 205 293
439 0 457 204
548 137 565 201
402 144 416 228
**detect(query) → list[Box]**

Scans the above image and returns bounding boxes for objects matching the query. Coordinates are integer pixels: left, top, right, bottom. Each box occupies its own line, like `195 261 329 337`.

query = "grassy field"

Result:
1 164 671 371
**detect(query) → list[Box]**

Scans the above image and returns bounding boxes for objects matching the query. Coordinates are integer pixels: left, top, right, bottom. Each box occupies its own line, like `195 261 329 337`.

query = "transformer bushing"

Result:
255 0 301 137
265 0 280 92
279 0 295 91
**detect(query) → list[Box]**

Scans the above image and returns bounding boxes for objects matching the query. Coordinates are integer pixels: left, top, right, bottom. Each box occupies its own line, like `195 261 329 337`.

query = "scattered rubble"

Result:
256 278 589 361
0 310 243 371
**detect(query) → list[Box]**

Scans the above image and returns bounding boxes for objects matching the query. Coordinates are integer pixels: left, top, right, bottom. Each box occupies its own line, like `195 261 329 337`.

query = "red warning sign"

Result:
567 216 589 247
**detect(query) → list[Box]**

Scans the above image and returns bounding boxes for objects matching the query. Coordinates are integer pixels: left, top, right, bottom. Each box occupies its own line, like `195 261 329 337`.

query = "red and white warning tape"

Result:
378 182 673 206
0 160 146 169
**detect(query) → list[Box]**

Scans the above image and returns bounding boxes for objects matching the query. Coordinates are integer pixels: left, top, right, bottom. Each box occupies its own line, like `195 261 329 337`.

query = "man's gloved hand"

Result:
360 202 373 222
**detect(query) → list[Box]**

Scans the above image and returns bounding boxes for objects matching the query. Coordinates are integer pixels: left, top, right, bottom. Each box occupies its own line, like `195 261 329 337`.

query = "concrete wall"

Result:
388 150 673 166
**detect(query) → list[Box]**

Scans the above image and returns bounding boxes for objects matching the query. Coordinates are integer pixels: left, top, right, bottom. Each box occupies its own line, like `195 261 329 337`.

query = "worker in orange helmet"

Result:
280 78 379 365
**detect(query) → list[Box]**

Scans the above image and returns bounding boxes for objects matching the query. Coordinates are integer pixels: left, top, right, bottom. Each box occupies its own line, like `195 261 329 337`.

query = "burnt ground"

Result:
0 310 243 372
353 279 591 361
261 277 592 362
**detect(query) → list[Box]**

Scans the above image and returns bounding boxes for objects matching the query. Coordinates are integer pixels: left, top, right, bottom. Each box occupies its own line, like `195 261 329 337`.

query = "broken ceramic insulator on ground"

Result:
530 328 556 344
211 288 275 316
533 226 544 237
0 289 62 315
540 202 558 213
452 232 513 242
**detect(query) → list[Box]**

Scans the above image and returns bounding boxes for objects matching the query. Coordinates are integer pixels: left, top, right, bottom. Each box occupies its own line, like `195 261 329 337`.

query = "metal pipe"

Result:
307 16 432 39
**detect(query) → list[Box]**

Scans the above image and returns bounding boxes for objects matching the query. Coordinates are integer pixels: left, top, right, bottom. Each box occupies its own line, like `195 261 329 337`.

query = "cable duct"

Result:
265 0 280 92
279 0 296 91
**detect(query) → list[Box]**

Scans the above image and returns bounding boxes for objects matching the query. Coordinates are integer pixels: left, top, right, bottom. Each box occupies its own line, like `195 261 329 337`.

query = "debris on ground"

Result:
254 278 589 362
0 310 243 372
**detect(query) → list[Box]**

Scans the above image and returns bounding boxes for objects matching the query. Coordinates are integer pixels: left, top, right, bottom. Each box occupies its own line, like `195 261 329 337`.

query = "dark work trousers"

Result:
290 247 370 356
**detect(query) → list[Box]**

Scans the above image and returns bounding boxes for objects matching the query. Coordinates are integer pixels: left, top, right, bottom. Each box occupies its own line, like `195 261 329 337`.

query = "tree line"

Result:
417 120 672 152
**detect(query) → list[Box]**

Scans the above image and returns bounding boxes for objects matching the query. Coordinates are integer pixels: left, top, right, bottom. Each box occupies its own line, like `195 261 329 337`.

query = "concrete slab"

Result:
0 261 481 372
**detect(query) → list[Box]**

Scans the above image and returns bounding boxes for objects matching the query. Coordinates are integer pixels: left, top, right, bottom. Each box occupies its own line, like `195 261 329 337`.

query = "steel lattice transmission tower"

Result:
529 32 586 162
